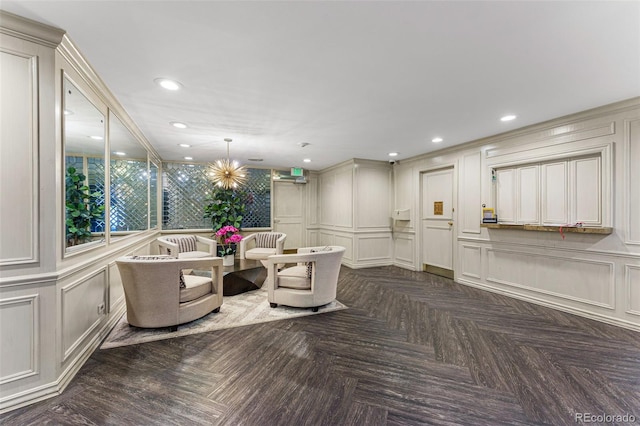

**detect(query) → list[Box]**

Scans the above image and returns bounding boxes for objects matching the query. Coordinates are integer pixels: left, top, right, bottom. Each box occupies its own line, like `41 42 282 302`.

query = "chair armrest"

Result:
239 233 257 259
195 235 217 255
157 238 179 257
275 234 286 255
267 252 317 265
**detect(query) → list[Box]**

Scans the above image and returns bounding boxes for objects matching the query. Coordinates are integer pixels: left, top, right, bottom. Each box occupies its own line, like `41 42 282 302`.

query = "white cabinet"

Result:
496 155 602 226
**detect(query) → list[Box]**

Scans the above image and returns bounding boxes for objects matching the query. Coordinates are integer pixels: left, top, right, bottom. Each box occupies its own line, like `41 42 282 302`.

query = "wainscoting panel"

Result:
61 268 107 361
355 166 391 229
626 264 640 316
108 262 124 313
356 235 392 264
486 248 614 309
0 294 38 384
460 245 481 280
334 234 353 263
394 233 415 268
0 50 38 266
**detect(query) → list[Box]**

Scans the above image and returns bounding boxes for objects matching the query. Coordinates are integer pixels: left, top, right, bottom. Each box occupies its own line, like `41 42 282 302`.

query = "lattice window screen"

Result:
87 157 106 233
110 159 148 231
162 163 271 230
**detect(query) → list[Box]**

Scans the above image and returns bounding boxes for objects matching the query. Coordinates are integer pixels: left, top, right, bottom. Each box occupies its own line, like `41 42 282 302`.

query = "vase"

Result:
223 254 235 267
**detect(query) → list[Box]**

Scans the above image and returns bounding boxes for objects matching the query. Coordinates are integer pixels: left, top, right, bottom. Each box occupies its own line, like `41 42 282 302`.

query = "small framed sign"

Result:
434 201 444 215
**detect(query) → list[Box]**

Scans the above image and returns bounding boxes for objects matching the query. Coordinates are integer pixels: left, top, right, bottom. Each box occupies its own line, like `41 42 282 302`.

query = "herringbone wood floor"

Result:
2 266 639 425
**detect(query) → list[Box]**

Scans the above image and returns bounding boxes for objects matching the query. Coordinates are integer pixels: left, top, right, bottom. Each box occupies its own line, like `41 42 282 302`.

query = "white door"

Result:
273 182 305 250
421 168 454 278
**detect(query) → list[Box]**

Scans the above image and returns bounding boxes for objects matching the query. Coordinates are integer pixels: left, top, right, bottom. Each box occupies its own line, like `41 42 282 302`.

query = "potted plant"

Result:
203 187 247 258
215 225 243 265
65 166 105 247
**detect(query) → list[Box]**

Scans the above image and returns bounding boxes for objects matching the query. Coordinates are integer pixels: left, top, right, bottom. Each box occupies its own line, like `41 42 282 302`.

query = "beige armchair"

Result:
115 256 223 329
239 232 286 263
157 234 216 259
266 246 345 311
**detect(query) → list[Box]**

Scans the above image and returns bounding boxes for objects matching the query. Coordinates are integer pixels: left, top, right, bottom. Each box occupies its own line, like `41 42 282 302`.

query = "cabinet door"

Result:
571 156 601 225
496 168 516 223
542 162 568 225
517 165 539 224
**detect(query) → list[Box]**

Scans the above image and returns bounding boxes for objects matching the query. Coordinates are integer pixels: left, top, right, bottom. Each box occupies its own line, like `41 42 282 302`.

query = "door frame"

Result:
418 162 458 279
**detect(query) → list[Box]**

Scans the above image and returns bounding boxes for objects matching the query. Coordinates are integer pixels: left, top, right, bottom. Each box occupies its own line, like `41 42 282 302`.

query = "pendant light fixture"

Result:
207 138 247 189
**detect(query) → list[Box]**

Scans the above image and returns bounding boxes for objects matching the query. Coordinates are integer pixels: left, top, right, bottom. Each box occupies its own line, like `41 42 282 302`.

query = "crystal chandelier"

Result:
207 138 247 189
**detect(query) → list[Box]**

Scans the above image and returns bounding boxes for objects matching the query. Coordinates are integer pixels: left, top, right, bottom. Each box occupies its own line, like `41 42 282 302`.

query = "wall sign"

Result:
434 201 443 215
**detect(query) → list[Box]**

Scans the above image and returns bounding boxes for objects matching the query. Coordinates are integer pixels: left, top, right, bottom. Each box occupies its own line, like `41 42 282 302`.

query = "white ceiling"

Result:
2 1 639 170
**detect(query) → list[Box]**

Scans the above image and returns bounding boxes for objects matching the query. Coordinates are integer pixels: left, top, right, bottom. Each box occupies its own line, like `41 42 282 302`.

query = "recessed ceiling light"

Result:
248 158 263 162
303 158 311 163
388 152 399 157
500 114 517 122
171 121 188 129
154 78 182 91
178 143 191 148
432 137 443 143
90 135 103 140
184 156 193 160
114 151 126 156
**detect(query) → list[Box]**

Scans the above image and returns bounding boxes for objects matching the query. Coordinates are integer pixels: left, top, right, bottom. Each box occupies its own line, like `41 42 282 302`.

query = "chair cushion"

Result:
246 247 276 260
180 274 212 303
178 250 212 259
277 265 311 290
255 233 282 248
166 235 198 254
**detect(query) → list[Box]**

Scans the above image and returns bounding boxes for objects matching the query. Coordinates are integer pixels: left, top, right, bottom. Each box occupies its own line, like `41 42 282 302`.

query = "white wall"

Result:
392 99 640 331
312 159 393 268
0 13 161 413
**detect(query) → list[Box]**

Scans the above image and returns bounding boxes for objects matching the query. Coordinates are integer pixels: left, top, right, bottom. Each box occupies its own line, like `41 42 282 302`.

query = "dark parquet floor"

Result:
2 266 639 425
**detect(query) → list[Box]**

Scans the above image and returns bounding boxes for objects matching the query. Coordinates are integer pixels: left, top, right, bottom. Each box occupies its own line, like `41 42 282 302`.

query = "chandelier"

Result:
207 138 247 189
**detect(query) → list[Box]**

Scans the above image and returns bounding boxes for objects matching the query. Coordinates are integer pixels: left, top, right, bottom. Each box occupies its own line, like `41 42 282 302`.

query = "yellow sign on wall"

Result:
434 201 443 215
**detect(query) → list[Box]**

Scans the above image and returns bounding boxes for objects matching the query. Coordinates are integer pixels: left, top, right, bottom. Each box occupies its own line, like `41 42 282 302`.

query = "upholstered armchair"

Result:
266 246 345 311
157 234 216 259
115 256 223 328
239 232 286 264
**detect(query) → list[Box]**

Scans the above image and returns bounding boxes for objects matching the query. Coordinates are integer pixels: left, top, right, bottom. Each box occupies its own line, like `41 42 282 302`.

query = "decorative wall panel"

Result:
108 262 124 313
461 153 481 234
572 156 601 225
0 295 38 384
460 245 481 279
356 166 391 229
0 50 38 265
626 119 640 244
356 235 391 262
394 233 414 266
626 265 640 316
486 248 614 309
61 269 106 361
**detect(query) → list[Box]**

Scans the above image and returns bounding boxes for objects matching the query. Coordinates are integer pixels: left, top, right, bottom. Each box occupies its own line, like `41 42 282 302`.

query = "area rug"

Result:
100 288 347 349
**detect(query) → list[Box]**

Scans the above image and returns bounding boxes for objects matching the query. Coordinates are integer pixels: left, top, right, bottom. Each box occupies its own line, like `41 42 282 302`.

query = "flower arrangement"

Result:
215 225 243 256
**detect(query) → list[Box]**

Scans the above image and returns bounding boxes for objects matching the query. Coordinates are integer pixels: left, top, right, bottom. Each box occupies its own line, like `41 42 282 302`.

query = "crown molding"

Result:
0 10 65 48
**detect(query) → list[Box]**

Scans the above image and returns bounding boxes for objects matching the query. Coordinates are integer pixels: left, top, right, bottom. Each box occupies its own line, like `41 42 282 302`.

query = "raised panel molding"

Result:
625 118 640 245
61 268 107 362
486 248 615 309
460 245 481 279
356 235 392 262
0 294 39 384
0 50 39 266
461 152 481 234
625 265 640 316
485 121 615 159
334 235 353 262
394 233 415 266
108 262 124 313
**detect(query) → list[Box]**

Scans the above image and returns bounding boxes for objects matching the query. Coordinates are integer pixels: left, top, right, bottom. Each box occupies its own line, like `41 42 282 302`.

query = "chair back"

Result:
255 232 284 248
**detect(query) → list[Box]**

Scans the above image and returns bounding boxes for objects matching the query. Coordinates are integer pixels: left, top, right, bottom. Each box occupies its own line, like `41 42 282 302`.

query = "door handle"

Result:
448 221 453 226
